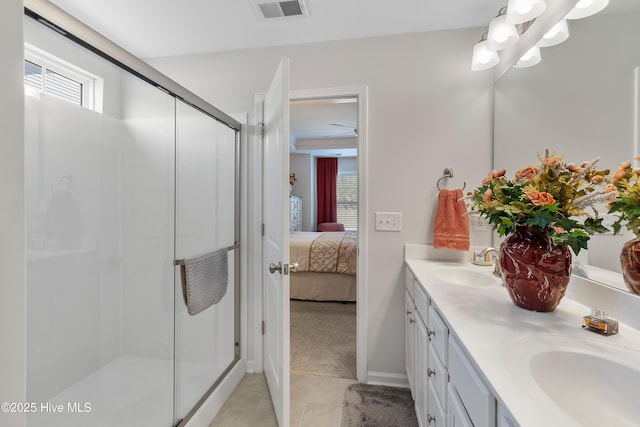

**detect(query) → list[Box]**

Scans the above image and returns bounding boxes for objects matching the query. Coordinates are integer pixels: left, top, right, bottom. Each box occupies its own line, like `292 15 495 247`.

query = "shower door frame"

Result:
23 2 243 426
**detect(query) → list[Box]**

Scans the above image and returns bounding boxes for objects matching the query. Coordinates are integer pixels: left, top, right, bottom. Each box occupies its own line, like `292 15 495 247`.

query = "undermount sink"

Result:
428 265 501 287
504 335 640 426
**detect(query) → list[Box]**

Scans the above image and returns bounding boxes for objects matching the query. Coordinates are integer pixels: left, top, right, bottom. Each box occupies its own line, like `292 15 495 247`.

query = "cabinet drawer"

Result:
427 343 447 405
405 267 415 299
448 336 496 427
428 306 448 364
415 283 429 324
427 380 446 427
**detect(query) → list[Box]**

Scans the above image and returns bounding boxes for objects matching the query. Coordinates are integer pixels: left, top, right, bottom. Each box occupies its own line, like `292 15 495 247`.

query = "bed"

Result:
289 231 357 301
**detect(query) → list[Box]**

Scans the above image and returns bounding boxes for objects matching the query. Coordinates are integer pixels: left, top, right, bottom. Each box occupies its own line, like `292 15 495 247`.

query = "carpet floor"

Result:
341 383 418 427
290 300 357 379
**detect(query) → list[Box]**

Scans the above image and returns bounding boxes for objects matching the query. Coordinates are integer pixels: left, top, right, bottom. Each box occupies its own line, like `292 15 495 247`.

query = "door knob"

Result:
268 262 282 274
290 262 299 273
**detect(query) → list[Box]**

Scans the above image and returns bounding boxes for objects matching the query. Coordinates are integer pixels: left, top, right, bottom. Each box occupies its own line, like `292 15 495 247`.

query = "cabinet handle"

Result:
427 413 436 424
427 328 436 339
409 318 415 324
427 368 436 377
406 310 412 316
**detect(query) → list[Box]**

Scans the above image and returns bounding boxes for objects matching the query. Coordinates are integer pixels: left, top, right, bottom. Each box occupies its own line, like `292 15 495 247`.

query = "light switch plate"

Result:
376 212 402 232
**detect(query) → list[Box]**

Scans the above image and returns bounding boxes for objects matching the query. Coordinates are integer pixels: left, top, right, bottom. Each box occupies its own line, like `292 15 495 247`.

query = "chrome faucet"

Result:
478 247 502 278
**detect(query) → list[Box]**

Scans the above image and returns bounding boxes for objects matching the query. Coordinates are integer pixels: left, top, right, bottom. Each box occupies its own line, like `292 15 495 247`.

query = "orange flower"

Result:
566 163 582 173
551 225 566 234
514 166 539 180
482 168 507 186
590 175 604 184
527 190 555 206
482 188 493 202
541 156 562 167
605 184 617 193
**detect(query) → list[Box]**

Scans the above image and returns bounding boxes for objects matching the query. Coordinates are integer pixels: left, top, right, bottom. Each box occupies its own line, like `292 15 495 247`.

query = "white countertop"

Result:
405 257 640 427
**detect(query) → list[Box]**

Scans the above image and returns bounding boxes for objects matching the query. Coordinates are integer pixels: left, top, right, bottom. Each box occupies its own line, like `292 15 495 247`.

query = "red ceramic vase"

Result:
499 225 572 312
620 236 640 294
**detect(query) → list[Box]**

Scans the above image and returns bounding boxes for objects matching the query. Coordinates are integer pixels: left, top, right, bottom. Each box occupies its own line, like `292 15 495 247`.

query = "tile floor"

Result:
209 373 357 427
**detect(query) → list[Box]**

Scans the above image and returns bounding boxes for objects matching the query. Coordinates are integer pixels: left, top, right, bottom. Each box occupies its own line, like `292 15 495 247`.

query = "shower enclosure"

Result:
23 4 241 426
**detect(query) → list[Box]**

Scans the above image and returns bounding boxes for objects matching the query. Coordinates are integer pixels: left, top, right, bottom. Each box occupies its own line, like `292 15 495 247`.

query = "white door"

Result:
263 58 290 427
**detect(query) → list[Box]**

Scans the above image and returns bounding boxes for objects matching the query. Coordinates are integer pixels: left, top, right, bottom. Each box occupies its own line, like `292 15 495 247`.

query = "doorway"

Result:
287 88 367 426
289 96 358 380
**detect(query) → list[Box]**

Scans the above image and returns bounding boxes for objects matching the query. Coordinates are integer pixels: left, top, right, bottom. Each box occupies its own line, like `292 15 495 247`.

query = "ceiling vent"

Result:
252 0 308 20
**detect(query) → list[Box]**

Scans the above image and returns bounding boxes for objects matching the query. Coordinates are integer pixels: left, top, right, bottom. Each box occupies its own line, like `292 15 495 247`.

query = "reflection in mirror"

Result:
493 0 640 294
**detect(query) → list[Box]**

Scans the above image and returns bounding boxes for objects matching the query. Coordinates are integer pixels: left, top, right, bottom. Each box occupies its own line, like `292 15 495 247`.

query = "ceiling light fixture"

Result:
471 32 500 71
537 19 569 47
506 0 547 25
565 0 609 20
487 7 520 51
513 45 541 68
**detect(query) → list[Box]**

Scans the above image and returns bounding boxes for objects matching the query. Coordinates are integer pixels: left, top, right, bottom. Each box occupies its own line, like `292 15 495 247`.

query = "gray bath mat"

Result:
341 383 418 427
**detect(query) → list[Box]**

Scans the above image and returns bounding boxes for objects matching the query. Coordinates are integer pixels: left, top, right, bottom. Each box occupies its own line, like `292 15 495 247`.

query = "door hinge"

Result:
262 321 266 335
258 121 265 137
261 223 265 236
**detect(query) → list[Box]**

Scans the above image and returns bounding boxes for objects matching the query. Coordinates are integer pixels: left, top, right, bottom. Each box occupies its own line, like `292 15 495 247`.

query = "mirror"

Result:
493 0 640 294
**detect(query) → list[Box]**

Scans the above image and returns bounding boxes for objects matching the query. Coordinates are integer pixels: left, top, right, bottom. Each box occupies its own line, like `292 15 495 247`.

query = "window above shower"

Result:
24 43 103 112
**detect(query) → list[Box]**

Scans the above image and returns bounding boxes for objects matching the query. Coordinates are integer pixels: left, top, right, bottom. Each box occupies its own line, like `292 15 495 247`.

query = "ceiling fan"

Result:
327 123 358 137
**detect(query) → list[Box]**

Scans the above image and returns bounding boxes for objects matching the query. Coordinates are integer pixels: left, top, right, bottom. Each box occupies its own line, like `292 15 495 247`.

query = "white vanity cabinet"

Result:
405 267 428 426
405 264 498 427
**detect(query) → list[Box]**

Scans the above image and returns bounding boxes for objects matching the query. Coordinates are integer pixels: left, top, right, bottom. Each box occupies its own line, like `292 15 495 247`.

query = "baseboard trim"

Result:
184 359 247 427
366 371 409 388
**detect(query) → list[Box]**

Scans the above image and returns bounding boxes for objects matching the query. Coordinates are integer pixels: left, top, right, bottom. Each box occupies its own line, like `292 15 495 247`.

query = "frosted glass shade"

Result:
565 0 609 20
537 19 569 47
486 15 519 51
471 41 500 71
506 0 547 25
514 46 541 68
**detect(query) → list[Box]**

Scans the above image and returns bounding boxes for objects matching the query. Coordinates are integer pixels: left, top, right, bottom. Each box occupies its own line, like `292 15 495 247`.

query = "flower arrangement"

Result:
609 158 640 235
469 150 615 254
289 173 297 186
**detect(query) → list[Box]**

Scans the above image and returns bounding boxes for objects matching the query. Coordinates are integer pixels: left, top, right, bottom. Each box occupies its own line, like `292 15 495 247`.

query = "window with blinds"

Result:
337 174 358 231
24 45 99 110
24 59 84 106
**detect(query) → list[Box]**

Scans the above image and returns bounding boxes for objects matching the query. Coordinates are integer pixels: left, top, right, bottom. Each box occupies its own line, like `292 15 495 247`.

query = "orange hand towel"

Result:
433 189 470 251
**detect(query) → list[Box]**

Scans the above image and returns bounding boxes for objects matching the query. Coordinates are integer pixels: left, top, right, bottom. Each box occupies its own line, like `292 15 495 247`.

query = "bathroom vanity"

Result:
404 244 640 427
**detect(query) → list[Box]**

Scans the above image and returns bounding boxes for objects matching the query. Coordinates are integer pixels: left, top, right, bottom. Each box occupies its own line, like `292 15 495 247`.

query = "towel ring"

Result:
436 168 466 191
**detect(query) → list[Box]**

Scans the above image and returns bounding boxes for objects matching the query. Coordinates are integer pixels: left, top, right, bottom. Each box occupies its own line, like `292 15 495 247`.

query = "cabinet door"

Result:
415 317 428 427
447 384 473 427
405 291 416 396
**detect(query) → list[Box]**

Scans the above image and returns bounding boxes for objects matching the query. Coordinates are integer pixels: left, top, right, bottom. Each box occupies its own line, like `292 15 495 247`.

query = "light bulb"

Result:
486 15 519 51
471 40 500 71
565 0 609 20
514 46 541 68
537 19 569 47
506 0 547 25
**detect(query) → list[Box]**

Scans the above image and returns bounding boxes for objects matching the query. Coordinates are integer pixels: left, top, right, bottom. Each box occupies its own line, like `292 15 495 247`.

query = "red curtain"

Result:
317 157 338 226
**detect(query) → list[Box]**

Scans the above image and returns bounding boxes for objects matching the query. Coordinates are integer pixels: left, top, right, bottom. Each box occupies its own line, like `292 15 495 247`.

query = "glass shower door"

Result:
173 100 238 422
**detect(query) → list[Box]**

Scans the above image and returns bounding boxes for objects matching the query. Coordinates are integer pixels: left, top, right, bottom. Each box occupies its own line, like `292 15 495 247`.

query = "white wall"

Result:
149 28 496 379
0 1 26 426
